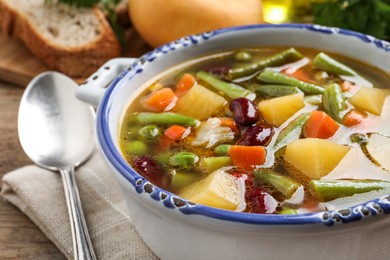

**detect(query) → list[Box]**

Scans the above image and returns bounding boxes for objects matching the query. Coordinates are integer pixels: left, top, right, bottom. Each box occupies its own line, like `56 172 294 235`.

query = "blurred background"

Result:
124 0 390 48
123 0 390 48
1 0 389 84
262 0 390 41
70 0 390 47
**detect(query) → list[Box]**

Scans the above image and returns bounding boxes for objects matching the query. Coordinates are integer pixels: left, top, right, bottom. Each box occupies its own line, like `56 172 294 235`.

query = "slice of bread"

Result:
0 0 121 77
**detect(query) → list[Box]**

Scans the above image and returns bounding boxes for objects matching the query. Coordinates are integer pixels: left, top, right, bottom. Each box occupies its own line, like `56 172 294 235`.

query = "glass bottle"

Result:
262 0 313 24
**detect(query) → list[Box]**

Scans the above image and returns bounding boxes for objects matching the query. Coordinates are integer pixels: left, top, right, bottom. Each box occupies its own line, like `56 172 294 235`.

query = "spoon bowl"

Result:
18 71 96 260
18 72 95 169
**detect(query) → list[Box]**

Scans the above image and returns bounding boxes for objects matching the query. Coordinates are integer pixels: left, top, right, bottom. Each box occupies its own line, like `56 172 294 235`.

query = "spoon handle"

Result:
60 167 97 260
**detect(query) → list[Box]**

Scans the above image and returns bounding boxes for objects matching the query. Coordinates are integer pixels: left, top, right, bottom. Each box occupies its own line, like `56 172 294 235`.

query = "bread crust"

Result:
0 1 121 77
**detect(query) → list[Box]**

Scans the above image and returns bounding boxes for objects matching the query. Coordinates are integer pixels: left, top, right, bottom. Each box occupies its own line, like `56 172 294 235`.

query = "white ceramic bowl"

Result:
77 24 390 259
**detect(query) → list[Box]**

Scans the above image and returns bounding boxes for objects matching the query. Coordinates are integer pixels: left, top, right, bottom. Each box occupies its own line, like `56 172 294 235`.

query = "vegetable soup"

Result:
119 47 390 214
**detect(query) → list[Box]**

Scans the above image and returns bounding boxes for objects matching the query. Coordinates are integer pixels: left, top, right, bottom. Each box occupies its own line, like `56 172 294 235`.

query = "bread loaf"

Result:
0 0 121 77
129 0 263 47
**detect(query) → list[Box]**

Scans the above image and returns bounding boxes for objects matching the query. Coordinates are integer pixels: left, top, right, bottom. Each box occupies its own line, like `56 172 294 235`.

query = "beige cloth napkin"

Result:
1 151 158 260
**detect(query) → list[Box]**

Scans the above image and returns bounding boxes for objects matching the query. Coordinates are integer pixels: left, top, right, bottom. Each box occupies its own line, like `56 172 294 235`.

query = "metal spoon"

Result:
18 71 97 260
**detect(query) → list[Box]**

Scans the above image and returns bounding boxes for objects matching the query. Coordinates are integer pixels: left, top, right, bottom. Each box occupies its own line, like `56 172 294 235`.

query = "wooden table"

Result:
0 81 66 259
0 30 150 259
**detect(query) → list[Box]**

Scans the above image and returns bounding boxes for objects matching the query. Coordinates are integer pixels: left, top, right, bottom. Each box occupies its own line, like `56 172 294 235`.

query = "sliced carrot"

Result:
164 125 188 141
140 88 178 112
303 111 340 139
340 81 357 92
176 73 196 97
283 69 316 84
219 117 239 134
228 145 266 169
343 109 367 127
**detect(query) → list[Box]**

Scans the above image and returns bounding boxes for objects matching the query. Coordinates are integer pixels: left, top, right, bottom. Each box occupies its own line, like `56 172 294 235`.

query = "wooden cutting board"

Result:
0 33 49 87
0 29 151 87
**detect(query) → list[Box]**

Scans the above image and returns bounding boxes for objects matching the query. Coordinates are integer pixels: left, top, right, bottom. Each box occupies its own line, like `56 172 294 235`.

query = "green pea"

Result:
138 125 161 142
124 140 147 155
235 51 253 62
169 152 199 171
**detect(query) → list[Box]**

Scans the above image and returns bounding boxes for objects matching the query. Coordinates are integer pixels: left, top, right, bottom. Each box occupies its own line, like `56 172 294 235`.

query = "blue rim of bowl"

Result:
97 23 390 226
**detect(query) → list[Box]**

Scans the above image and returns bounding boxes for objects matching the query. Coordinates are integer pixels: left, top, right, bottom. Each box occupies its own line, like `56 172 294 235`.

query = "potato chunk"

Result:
258 93 304 127
173 84 227 120
349 87 390 115
179 169 245 210
285 138 351 179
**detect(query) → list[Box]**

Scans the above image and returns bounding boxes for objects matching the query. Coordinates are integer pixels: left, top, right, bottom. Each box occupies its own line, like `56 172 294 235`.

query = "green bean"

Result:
252 83 300 97
322 83 347 122
169 152 199 171
133 112 199 127
138 125 161 142
124 140 147 155
257 70 324 95
304 94 323 106
313 52 357 76
273 112 310 151
214 144 231 156
228 48 304 79
314 71 329 81
254 169 300 198
235 51 253 62
310 179 390 202
202 156 232 173
196 71 253 99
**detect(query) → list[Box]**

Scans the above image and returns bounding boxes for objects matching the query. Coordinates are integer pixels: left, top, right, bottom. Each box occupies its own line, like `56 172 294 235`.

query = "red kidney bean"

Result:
247 188 277 214
231 171 254 187
229 98 260 126
132 156 167 187
238 124 274 146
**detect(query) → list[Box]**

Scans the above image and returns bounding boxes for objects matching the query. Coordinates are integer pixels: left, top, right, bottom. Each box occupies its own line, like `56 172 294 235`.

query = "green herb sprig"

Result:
99 0 125 47
312 0 390 40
